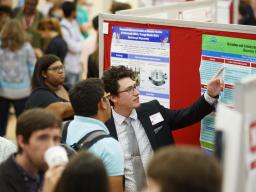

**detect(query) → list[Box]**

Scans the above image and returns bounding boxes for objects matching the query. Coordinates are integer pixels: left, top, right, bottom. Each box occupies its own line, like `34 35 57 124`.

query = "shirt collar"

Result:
73 115 110 134
11 154 44 185
112 108 138 125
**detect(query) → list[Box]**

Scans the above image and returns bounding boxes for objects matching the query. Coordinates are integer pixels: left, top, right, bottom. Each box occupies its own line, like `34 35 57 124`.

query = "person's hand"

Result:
207 67 224 97
81 21 92 32
42 164 66 192
34 48 44 59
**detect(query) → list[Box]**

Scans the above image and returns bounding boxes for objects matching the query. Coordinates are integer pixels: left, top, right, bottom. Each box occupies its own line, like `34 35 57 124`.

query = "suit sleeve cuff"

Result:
204 92 217 105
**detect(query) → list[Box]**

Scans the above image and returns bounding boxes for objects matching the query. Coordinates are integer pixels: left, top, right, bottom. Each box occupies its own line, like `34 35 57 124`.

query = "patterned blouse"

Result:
0 42 36 99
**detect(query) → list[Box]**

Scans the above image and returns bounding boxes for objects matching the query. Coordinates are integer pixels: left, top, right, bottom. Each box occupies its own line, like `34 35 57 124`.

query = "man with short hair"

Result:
66 78 124 192
102 65 224 192
0 108 62 192
146 146 222 192
60 1 84 85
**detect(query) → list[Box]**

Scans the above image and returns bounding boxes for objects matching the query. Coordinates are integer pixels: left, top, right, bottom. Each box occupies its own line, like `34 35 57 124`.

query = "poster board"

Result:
214 76 256 192
117 0 216 22
215 104 243 192
234 75 256 192
99 13 256 145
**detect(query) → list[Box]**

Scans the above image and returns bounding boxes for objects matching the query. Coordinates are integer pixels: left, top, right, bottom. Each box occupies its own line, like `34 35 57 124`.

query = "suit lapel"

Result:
136 106 158 151
105 114 118 140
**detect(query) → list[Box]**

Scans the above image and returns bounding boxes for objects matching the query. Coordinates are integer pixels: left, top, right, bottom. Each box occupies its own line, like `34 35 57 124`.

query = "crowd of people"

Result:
3 0 253 191
0 60 224 192
0 0 132 136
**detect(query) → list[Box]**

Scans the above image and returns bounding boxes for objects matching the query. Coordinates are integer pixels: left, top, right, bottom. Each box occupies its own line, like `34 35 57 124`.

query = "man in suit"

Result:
102 65 224 192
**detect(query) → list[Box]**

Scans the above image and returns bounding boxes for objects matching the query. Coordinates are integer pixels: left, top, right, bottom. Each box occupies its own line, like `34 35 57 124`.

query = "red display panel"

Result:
103 20 256 145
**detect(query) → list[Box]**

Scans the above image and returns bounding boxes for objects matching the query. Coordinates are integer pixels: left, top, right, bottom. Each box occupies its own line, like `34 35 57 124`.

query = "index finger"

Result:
214 67 224 78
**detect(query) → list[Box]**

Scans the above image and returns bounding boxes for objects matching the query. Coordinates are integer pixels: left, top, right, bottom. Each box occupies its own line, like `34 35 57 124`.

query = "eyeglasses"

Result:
47 65 65 73
103 92 111 99
118 82 140 95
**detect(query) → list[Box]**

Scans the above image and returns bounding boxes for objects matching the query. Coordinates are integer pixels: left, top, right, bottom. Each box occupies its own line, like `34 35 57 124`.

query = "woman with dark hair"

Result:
25 54 74 119
43 151 110 192
87 15 99 78
0 19 36 136
37 17 68 62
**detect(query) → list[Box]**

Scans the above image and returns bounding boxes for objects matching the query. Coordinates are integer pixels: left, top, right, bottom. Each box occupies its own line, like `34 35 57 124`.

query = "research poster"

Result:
110 26 171 108
200 34 256 151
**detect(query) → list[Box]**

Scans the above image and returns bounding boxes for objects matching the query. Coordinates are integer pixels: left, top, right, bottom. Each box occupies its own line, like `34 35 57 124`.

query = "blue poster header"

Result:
202 50 256 62
112 26 170 43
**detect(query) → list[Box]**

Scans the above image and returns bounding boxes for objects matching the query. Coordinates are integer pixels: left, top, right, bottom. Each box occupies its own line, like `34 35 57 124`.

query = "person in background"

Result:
0 136 17 163
110 1 131 14
145 146 222 192
38 0 63 17
0 19 36 136
82 1 132 78
25 54 74 120
48 0 63 20
80 14 99 79
14 0 44 58
0 5 12 31
43 151 110 192
103 65 224 192
76 0 91 39
37 17 68 63
66 78 124 192
87 15 99 78
239 0 256 25
0 0 12 8
61 1 84 85
249 0 256 24
0 108 62 192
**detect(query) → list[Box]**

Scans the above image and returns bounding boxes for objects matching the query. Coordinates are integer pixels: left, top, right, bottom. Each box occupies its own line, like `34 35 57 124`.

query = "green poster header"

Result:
202 34 256 57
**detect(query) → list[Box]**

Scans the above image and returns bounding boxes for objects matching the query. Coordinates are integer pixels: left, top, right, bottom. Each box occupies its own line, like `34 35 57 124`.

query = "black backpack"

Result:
61 121 111 152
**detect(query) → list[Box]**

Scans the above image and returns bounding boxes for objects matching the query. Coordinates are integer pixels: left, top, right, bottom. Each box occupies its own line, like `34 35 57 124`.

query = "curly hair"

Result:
102 65 137 96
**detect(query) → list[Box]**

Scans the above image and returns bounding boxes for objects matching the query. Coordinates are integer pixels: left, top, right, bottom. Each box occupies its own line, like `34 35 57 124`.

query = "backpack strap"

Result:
61 120 71 143
71 130 111 151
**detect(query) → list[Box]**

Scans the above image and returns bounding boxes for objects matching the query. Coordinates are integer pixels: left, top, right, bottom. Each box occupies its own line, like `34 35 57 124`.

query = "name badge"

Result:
149 112 164 125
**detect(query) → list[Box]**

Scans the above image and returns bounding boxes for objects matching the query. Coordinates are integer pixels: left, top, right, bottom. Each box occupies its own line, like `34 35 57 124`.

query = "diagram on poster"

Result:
200 34 256 151
110 26 170 107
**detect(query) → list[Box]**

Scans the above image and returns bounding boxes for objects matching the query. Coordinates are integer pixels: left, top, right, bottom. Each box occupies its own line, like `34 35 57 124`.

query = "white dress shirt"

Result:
112 109 153 192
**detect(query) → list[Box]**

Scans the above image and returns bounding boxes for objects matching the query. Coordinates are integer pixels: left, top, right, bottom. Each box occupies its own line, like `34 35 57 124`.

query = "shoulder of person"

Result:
31 87 53 95
63 83 72 91
139 99 161 109
0 155 14 173
23 42 33 50
92 136 123 156
90 138 124 175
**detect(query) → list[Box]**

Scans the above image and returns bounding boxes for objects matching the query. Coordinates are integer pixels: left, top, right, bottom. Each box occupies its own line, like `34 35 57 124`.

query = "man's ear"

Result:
109 95 117 105
99 98 108 111
16 135 27 151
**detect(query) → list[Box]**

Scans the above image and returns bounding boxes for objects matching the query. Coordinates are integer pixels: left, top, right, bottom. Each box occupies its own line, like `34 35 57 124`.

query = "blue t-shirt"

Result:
66 116 124 176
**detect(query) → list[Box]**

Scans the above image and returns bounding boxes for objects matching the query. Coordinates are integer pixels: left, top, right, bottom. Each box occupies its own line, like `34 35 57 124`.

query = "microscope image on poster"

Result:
148 70 167 86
